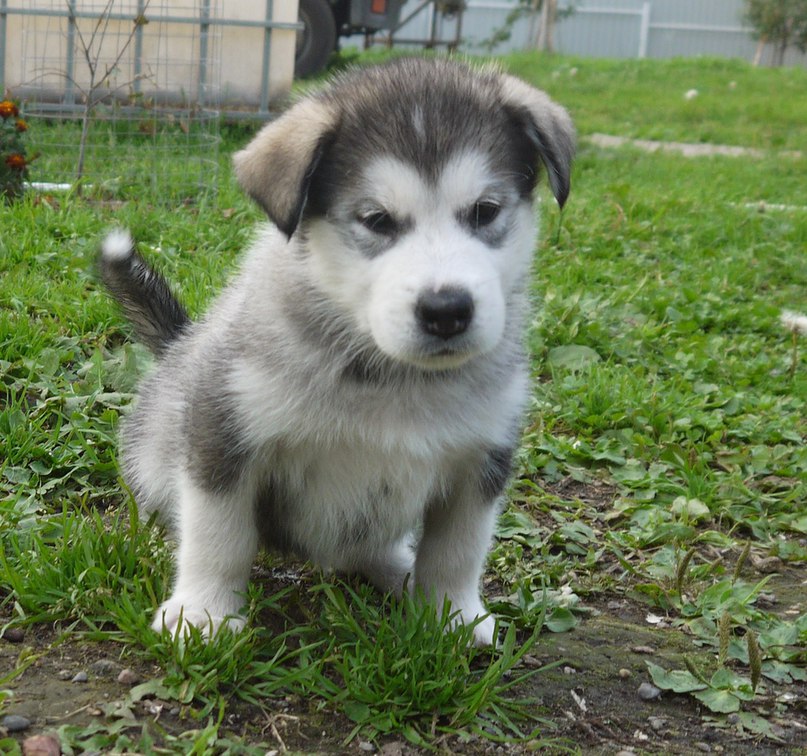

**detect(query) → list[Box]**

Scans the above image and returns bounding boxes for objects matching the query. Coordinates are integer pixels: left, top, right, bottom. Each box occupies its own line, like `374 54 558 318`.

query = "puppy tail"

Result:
99 229 190 354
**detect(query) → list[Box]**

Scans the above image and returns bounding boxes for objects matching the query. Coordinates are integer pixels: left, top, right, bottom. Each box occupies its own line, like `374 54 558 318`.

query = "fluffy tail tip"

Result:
101 229 134 262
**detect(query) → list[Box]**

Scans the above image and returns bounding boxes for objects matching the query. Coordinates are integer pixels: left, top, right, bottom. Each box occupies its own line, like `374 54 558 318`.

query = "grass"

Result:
503 54 807 151
1 53 806 752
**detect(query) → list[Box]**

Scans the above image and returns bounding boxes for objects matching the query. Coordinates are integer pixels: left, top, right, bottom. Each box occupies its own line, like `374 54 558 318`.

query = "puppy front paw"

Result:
469 612 496 647
151 595 246 638
418 587 498 647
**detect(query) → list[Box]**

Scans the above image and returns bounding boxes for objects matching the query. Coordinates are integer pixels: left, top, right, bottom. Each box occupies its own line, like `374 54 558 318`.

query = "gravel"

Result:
637 681 662 701
1 714 32 732
22 734 61 756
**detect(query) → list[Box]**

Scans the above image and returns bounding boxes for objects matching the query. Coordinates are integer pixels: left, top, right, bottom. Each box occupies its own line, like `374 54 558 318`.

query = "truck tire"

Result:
295 0 338 78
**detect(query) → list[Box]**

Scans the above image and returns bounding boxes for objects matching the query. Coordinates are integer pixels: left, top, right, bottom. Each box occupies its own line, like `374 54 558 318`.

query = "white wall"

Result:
367 0 807 66
218 0 299 106
1 0 299 109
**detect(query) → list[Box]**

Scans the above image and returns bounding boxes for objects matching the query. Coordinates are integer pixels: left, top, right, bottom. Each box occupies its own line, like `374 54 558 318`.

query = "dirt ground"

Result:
3 579 806 755
3 482 805 754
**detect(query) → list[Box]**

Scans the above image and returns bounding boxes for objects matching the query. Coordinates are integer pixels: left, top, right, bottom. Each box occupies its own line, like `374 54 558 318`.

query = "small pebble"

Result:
1 627 25 643
757 592 777 608
380 743 405 756
520 653 544 668
631 645 655 655
142 700 164 716
637 682 661 701
618 668 632 678
648 715 666 731
358 742 375 753
22 734 61 756
117 668 140 685
562 665 577 675
1 714 32 732
57 669 72 681
695 743 711 753
752 556 782 574
89 659 120 677
71 671 88 683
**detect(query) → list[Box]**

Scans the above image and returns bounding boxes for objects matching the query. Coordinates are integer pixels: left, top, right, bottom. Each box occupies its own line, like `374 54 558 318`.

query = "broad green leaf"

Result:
734 711 782 740
129 678 181 703
693 688 741 713
3 467 31 485
646 662 706 693
343 700 371 724
760 622 798 648
671 496 711 522
546 345 601 371
544 607 578 633
496 509 540 540
709 668 755 699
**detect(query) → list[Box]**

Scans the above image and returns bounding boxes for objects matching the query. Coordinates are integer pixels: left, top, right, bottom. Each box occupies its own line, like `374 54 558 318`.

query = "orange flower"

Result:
15 119 28 132
4 153 27 170
0 100 19 119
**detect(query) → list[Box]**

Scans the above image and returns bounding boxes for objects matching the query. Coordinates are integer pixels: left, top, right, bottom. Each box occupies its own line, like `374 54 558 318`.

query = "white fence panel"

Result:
370 0 807 66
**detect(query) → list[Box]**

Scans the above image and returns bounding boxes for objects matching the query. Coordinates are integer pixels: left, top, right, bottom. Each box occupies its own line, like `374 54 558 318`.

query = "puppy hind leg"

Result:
153 473 259 637
354 537 415 598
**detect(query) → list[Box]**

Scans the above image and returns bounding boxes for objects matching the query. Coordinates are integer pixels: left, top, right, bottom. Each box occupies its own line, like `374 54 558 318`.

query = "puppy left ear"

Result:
500 75 576 208
233 97 338 238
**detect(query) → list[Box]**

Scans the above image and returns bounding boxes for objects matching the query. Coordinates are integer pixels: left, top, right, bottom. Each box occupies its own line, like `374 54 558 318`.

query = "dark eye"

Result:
470 200 501 229
359 210 398 236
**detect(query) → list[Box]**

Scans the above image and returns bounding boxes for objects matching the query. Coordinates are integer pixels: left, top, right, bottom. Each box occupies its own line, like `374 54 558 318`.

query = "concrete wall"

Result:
1 0 299 109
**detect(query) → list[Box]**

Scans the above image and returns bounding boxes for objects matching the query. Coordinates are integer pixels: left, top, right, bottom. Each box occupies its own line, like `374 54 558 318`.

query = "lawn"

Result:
1 54 806 754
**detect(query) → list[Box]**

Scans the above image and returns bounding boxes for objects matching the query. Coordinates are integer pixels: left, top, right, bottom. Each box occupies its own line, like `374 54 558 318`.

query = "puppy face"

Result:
304 149 535 370
234 58 575 370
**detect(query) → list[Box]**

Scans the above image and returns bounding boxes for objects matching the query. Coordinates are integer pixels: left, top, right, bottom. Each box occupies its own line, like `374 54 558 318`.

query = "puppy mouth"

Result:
406 342 478 371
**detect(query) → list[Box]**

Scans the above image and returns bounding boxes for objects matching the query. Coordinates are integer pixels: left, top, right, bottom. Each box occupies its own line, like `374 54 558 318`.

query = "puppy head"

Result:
234 58 575 370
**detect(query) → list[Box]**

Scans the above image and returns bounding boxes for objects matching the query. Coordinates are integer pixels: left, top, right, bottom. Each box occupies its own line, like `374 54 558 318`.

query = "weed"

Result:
311 581 559 746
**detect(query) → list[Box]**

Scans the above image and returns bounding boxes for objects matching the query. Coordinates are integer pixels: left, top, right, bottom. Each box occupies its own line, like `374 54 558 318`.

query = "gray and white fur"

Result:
101 58 574 646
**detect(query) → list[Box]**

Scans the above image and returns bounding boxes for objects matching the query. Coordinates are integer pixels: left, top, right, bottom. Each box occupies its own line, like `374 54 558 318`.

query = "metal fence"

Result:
0 1 303 197
1 1 224 198
366 0 807 66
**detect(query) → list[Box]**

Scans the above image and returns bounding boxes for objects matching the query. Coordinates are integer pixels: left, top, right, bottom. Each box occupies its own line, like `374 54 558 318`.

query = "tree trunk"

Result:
774 39 787 66
536 0 557 52
752 35 767 66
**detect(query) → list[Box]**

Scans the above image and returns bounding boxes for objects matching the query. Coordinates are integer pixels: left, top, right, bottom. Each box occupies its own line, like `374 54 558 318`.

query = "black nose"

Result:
415 287 474 339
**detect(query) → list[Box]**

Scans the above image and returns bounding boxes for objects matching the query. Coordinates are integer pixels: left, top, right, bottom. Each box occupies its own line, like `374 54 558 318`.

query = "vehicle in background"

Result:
295 0 405 77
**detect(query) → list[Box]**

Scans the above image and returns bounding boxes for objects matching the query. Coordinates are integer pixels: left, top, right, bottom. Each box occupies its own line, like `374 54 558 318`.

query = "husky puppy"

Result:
101 57 574 646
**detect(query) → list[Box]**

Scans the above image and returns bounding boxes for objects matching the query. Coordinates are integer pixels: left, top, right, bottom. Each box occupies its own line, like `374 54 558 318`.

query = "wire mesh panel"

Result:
16 0 221 201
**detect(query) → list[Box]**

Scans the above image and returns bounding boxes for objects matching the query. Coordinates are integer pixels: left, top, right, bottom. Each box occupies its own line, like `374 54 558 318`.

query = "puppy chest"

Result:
255 444 441 559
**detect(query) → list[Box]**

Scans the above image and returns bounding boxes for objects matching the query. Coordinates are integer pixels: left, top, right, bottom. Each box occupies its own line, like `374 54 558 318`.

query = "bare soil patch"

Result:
4 582 806 754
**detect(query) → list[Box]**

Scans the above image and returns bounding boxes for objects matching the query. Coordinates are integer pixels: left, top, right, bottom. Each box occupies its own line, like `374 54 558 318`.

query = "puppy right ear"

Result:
499 75 576 209
233 98 338 238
